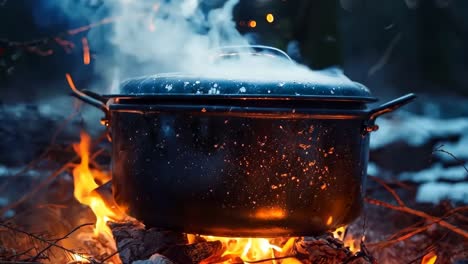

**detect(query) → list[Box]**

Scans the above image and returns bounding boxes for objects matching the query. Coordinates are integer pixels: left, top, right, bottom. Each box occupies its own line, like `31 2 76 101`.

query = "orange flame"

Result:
72 132 125 241
81 37 91 65
72 253 90 263
421 251 437 264
332 226 360 253
199 235 298 263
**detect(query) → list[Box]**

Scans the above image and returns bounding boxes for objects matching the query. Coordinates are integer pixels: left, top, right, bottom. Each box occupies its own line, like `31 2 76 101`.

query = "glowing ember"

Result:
421 251 437 264
266 13 274 23
81 37 91 65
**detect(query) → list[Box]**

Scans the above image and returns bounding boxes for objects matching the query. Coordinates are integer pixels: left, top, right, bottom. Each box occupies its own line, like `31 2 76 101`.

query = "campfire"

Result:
0 0 467 264
1 114 467 263
68 132 364 264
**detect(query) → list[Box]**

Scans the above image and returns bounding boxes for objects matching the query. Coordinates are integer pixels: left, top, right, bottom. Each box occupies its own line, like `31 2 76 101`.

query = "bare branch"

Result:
31 223 94 261
365 198 468 239
433 145 468 174
369 176 406 206
0 223 94 263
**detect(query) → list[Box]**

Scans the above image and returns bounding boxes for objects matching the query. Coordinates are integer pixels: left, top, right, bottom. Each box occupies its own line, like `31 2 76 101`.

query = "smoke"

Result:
43 0 354 93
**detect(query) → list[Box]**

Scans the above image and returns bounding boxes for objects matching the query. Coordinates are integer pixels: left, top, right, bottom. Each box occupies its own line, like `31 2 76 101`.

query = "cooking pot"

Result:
71 47 415 237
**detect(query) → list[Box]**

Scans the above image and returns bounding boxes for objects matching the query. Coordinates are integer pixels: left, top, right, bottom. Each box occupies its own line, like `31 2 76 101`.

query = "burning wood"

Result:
108 220 370 264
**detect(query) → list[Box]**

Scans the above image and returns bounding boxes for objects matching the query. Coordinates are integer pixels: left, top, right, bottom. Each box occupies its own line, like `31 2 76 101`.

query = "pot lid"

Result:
119 73 374 102
118 55 375 102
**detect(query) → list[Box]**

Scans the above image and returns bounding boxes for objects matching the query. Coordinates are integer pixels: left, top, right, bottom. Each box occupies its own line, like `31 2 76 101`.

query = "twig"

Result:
368 223 429 249
442 203 468 223
0 162 74 217
433 145 468 174
4 247 35 260
31 223 94 261
406 244 437 264
0 223 94 263
0 260 41 264
0 146 105 217
365 198 468 239
369 176 406 206
0 104 82 194
0 17 115 48
97 249 121 264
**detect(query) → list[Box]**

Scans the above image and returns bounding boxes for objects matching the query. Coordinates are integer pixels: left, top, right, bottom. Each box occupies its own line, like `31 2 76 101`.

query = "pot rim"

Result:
104 94 379 103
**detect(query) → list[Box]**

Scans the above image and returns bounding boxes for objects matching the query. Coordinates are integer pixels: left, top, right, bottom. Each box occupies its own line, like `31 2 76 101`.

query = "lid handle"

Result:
214 45 293 62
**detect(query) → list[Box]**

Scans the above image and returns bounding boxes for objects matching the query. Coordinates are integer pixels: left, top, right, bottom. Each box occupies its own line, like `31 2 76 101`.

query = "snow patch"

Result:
371 112 468 149
399 164 467 182
416 182 468 204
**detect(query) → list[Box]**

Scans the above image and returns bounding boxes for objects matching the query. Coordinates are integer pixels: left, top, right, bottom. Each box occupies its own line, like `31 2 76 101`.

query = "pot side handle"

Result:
70 87 109 115
363 93 416 134
69 78 111 132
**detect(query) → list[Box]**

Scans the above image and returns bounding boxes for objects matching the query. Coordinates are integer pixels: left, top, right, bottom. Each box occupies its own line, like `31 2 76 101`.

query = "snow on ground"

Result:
371 111 468 204
417 182 468 204
399 164 467 182
371 111 468 150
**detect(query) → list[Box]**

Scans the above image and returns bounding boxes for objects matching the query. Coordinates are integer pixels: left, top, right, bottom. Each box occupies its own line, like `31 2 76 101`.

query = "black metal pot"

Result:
72 60 415 237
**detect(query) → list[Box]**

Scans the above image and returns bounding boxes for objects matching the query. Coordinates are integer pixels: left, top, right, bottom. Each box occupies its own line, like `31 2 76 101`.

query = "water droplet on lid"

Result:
165 84 173 91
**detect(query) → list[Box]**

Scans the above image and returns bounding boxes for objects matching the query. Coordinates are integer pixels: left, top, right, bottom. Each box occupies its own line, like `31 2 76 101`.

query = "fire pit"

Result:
71 48 415 237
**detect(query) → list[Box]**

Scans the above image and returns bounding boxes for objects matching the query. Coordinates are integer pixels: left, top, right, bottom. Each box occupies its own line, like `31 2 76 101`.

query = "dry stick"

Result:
0 147 105 217
386 219 425 240
433 145 468 174
448 208 468 223
369 171 468 245
0 129 107 216
0 17 116 48
98 247 123 264
30 223 94 262
368 224 429 249
0 162 74 217
0 105 82 193
5 247 35 261
368 176 406 206
0 223 94 263
0 260 41 264
406 245 438 264
365 198 468 239
0 150 50 193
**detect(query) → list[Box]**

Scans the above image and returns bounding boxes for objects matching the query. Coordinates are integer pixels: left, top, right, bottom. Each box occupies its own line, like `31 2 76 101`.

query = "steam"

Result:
46 0 354 92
